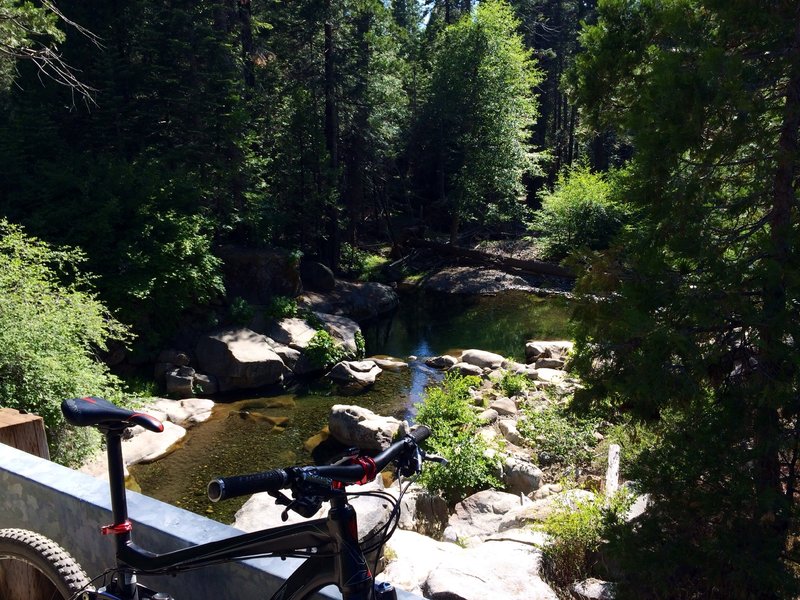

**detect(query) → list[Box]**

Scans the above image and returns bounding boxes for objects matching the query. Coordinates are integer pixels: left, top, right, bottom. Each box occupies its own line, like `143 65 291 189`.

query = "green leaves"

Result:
418 0 542 231
571 1 800 595
0 220 128 466
531 165 625 260
415 373 502 504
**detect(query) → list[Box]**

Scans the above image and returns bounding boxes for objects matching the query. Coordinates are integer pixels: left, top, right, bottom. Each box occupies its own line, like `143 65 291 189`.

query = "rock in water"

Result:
196 328 288 391
328 404 401 450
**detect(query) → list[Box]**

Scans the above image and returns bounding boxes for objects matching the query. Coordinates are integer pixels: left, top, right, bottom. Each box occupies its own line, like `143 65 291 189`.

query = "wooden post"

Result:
0 408 50 460
605 443 620 498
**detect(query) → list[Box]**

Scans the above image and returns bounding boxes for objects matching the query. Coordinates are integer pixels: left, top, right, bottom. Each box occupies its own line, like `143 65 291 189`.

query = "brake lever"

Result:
423 453 448 466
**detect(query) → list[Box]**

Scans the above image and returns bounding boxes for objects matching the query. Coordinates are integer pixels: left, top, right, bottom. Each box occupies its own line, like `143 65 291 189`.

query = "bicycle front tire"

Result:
0 528 93 600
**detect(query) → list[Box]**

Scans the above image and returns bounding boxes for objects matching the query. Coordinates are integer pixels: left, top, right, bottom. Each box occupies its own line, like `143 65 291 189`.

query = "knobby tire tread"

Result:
0 527 93 599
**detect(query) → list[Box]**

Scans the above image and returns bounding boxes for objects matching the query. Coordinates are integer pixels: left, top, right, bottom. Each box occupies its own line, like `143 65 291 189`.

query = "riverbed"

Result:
130 290 573 523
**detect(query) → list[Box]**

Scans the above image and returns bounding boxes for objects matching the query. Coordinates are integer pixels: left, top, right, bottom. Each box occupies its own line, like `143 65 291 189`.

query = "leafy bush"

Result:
499 370 529 397
530 166 625 260
338 243 388 280
305 330 347 370
354 330 366 359
415 373 501 504
229 297 255 325
265 295 299 320
518 402 600 467
0 220 129 466
593 418 659 479
539 491 633 588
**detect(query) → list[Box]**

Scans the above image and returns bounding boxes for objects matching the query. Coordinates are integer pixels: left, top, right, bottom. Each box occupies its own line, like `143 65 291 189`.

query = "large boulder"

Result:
217 246 301 304
445 490 528 544
314 312 361 356
299 280 399 321
423 538 558 600
195 328 289 391
393 483 449 537
328 360 382 394
449 362 484 377
381 530 558 600
460 349 505 370
299 261 336 293
267 318 317 350
499 489 596 530
525 340 574 364
165 366 195 398
502 456 543 495
328 405 402 450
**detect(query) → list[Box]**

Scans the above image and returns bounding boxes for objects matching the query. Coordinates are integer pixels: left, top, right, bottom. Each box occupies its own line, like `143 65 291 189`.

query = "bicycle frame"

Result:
97 428 380 600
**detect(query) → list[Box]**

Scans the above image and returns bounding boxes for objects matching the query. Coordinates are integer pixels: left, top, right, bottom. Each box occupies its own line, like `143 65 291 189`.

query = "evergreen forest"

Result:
2 0 800 598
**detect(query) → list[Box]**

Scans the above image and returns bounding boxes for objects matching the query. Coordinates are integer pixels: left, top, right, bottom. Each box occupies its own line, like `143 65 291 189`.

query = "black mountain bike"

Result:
0 396 441 600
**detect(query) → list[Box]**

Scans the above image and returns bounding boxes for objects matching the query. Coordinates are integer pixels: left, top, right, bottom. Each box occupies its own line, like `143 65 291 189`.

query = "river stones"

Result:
460 349 505 370
328 360 382 394
196 328 289 390
328 404 402 450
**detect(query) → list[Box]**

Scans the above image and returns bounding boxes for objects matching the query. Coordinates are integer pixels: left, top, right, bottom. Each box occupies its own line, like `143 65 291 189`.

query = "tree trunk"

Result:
238 0 255 88
755 3 800 543
347 10 371 246
324 8 340 270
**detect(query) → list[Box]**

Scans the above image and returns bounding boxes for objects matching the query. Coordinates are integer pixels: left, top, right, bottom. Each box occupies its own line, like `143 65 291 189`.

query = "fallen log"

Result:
404 238 574 279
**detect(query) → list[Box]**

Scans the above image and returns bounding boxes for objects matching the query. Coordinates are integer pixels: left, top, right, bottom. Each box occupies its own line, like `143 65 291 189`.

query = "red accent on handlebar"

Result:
101 520 133 535
354 456 377 485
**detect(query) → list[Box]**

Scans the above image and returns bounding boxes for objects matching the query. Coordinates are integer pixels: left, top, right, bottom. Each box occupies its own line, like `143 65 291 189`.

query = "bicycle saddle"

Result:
61 396 164 432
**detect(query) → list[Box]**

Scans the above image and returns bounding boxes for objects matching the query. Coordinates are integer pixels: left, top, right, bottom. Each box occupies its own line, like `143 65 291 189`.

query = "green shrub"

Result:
229 296 255 325
265 295 299 319
530 165 625 261
354 330 366 359
415 373 501 504
518 402 600 467
301 309 325 330
499 370 529 397
539 490 633 588
339 242 388 280
305 330 347 370
593 418 659 479
0 220 129 466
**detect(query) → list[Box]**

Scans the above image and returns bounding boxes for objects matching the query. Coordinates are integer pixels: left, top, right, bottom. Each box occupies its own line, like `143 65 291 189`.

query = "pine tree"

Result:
572 1 800 596
414 0 542 242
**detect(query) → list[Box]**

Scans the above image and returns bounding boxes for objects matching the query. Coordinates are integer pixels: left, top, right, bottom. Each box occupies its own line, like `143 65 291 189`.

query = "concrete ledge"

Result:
0 443 420 599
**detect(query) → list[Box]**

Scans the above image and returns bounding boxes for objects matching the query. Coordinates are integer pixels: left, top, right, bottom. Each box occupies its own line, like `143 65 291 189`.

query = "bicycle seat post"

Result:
100 425 141 599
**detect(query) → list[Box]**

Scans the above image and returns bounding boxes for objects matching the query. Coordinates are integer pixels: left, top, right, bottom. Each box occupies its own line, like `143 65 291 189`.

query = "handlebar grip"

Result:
409 425 431 444
208 469 288 502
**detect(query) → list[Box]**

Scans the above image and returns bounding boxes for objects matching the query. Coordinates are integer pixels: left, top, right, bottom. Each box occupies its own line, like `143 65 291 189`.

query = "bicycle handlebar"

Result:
207 425 431 503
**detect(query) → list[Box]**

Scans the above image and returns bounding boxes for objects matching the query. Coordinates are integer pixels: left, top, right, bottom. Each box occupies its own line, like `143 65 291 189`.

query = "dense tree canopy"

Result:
413 1 542 240
571 1 800 596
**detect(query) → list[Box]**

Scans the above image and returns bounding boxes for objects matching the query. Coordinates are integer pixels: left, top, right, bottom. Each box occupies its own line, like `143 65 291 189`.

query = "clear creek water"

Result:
130 290 572 523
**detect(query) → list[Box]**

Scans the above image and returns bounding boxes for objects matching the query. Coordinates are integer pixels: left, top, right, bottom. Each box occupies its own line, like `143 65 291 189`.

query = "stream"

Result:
129 289 573 523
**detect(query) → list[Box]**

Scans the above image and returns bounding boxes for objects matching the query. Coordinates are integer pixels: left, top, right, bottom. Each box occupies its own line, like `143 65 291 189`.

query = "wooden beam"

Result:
0 408 50 460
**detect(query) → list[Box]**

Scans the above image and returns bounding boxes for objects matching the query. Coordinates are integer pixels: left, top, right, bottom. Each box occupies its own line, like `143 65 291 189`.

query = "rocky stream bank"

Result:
85 339 637 600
